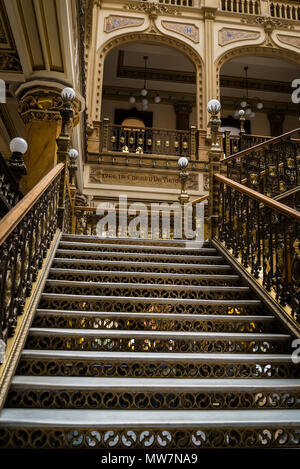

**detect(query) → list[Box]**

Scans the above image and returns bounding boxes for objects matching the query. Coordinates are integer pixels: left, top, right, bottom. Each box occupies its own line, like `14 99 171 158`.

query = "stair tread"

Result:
21 350 294 362
45 279 249 291
1 408 300 427
61 234 210 246
11 376 300 391
59 241 216 253
53 258 232 269
29 328 291 340
56 249 223 261
49 268 239 280
35 309 275 321
41 293 261 304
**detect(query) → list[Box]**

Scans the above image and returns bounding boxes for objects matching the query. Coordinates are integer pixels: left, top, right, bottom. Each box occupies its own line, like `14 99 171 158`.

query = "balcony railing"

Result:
220 0 300 19
100 120 198 159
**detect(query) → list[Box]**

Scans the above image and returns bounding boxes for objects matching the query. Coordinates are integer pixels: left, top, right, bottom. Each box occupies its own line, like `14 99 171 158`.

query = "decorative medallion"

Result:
162 21 199 43
104 15 144 33
277 34 300 49
219 28 260 46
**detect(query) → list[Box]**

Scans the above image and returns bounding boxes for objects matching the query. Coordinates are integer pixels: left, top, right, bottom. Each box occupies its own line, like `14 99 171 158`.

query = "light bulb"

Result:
61 87 76 101
9 137 28 154
240 101 247 108
69 148 79 160
245 108 252 115
142 98 148 106
207 99 221 114
178 156 189 169
257 102 263 110
129 96 136 104
239 109 245 117
141 89 147 97
250 112 255 118
142 104 148 111
154 95 161 104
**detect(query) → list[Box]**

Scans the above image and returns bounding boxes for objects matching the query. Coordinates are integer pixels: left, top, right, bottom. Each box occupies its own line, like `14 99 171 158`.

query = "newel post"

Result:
207 99 222 239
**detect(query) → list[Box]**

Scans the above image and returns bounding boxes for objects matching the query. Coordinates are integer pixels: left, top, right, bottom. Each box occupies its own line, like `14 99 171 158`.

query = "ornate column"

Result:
17 86 81 194
202 2 218 128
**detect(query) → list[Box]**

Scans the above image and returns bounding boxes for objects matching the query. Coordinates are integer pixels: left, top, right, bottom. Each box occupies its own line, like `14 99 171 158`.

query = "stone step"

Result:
6 377 300 410
38 293 264 315
33 309 278 333
26 327 291 354
48 268 241 286
52 258 233 273
61 233 211 248
17 350 300 379
59 240 217 255
43 280 251 300
55 249 224 265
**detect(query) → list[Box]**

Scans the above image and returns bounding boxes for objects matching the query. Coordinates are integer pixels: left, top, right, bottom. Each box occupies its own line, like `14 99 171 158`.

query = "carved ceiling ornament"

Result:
241 15 295 33
104 15 144 33
123 2 182 19
219 28 261 46
161 21 199 44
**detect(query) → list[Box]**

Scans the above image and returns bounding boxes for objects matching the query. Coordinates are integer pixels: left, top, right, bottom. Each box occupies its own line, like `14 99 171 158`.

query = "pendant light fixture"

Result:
128 55 161 108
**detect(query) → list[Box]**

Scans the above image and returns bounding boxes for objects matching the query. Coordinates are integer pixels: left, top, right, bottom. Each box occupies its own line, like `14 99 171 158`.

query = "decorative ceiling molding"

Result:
220 75 292 94
102 84 196 106
161 21 199 44
117 50 196 84
104 15 144 33
219 28 260 46
277 34 300 49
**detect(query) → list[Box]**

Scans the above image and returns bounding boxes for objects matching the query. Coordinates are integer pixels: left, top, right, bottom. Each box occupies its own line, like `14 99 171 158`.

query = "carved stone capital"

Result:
18 88 81 126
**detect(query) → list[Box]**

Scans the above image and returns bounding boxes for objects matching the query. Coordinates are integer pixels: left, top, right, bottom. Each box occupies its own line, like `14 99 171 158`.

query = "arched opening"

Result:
219 54 299 138
101 41 197 132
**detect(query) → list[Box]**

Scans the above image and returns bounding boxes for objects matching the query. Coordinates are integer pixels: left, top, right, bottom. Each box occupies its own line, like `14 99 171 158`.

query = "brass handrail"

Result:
214 173 300 222
0 163 64 245
222 127 300 163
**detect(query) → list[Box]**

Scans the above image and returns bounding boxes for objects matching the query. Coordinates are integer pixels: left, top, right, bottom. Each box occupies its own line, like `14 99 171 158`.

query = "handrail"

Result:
105 123 190 135
214 173 300 222
223 127 300 163
191 194 209 205
0 163 64 245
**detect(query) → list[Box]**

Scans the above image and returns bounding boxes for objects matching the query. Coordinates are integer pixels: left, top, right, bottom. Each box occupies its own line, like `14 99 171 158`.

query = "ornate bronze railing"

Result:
100 121 197 159
0 163 64 349
0 152 22 219
215 173 300 321
222 128 300 197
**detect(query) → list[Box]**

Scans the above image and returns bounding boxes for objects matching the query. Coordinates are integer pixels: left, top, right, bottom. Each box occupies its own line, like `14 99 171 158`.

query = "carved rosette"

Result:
18 88 81 126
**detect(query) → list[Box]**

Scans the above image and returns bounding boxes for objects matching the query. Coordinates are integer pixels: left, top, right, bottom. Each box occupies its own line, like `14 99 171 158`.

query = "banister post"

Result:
56 87 76 230
102 118 110 152
207 99 222 239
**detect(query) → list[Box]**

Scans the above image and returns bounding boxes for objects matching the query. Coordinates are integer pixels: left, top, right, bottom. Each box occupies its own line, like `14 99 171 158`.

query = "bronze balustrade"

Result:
214 172 300 321
0 163 64 347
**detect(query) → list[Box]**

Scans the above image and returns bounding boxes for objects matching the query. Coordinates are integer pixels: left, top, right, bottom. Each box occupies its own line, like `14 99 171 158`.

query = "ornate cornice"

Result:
241 15 295 32
123 2 182 18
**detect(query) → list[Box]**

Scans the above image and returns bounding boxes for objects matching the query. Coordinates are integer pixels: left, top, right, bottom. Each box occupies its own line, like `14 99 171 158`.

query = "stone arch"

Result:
90 31 204 128
215 44 300 99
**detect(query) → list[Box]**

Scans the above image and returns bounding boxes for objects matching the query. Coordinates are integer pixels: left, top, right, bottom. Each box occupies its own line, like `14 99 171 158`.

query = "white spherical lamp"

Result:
142 98 148 106
9 137 28 154
129 96 136 104
141 88 147 97
69 148 79 160
154 95 161 104
240 101 247 108
257 102 263 110
61 87 76 101
178 156 189 169
207 99 221 114
239 109 245 117
245 108 252 116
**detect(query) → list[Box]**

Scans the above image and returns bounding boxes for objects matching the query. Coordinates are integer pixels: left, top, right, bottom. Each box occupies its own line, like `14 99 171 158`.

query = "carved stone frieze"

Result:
277 34 300 49
123 2 182 19
162 21 199 43
104 15 144 33
219 28 260 46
